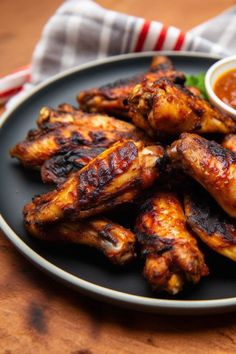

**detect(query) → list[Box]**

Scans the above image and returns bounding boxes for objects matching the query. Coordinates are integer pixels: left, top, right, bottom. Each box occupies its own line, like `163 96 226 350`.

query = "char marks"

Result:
185 188 236 245
78 141 138 207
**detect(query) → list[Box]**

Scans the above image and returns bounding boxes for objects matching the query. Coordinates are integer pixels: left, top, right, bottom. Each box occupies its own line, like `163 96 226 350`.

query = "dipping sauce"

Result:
214 68 236 110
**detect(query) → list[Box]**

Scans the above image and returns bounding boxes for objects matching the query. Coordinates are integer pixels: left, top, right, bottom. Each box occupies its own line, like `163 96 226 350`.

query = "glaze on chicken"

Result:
37 104 142 131
77 56 185 118
10 112 149 168
25 217 136 265
136 191 208 294
23 140 164 233
184 188 236 262
128 78 236 137
222 134 236 152
41 146 106 184
168 133 236 218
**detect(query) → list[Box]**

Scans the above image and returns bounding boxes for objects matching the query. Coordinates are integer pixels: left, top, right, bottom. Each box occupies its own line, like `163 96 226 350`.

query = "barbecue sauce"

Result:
214 68 236 110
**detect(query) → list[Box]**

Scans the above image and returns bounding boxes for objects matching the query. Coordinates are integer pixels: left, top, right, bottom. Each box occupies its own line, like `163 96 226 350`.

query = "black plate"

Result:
1 52 235 315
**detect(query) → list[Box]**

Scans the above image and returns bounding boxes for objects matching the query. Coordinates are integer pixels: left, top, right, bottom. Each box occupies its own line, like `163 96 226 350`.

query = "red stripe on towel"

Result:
134 20 151 52
0 85 23 99
173 31 186 50
153 25 168 50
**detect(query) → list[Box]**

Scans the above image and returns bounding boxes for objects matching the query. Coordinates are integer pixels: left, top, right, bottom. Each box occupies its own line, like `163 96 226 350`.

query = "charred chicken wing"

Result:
77 56 185 118
184 188 236 262
37 104 145 131
37 104 85 129
128 78 236 137
10 114 148 168
23 140 164 232
26 217 136 265
135 191 208 294
222 134 236 152
168 133 236 218
41 146 106 184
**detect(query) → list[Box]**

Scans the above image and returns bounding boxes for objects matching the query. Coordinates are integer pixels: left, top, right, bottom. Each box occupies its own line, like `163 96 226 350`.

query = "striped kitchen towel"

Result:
2 0 236 108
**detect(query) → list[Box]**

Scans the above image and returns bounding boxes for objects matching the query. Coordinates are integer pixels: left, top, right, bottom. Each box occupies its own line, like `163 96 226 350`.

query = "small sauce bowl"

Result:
205 55 236 119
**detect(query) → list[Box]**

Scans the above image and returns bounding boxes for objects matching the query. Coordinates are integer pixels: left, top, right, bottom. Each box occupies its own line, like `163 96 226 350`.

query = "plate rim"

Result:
2 50 236 314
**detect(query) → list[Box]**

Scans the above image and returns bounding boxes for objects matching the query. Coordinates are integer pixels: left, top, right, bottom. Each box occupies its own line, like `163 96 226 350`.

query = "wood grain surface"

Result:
1 1 236 353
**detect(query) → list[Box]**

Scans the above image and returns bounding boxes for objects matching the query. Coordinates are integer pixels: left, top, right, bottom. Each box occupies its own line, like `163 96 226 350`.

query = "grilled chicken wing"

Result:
128 78 236 137
37 104 143 131
168 133 236 218
23 140 164 232
77 56 185 118
222 134 236 152
37 104 87 129
10 114 148 168
26 217 136 265
149 55 174 71
41 146 105 184
184 188 236 262
135 191 208 294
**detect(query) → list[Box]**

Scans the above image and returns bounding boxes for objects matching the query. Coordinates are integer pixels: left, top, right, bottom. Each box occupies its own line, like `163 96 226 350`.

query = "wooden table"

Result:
1 1 236 352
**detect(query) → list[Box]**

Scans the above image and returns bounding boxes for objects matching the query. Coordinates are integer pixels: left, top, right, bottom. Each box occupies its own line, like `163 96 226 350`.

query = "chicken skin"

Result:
37 104 86 130
135 191 208 294
37 104 145 131
222 134 236 152
10 114 148 168
184 188 236 262
128 78 236 137
148 55 174 72
26 217 136 265
77 56 185 118
41 146 105 184
23 140 165 233
168 133 236 218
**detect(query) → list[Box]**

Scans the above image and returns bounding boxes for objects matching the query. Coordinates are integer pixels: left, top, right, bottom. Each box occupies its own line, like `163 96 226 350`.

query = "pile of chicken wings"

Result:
10 56 236 295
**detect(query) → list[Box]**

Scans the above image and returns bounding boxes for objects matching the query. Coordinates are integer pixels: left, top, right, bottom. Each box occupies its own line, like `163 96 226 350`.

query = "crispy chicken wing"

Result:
37 104 87 129
37 104 142 131
26 217 136 265
168 133 236 218
23 140 165 232
135 191 208 294
222 134 236 152
10 113 148 168
41 146 105 184
77 56 185 118
128 78 236 137
149 55 174 71
184 188 236 262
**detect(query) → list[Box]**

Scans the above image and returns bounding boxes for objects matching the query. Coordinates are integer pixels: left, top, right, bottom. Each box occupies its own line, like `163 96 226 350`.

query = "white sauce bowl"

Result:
205 55 236 119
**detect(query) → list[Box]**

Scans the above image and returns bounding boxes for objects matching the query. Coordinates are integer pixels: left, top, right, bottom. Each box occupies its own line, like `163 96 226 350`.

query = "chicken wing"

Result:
167 133 236 218
128 78 236 137
222 134 236 152
37 104 87 129
184 188 236 262
149 55 174 71
26 217 136 265
41 146 105 184
135 191 208 294
23 140 165 233
37 104 144 131
77 56 185 118
10 114 149 168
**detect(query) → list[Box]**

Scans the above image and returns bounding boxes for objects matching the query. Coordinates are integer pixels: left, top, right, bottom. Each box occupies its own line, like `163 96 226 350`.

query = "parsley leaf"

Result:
185 72 208 99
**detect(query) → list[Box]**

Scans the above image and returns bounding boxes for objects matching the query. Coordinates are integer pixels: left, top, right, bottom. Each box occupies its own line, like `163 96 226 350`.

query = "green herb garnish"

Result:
185 72 208 100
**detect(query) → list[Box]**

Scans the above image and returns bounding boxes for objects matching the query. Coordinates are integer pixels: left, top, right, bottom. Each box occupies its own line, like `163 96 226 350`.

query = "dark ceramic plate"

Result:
1 51 235 315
